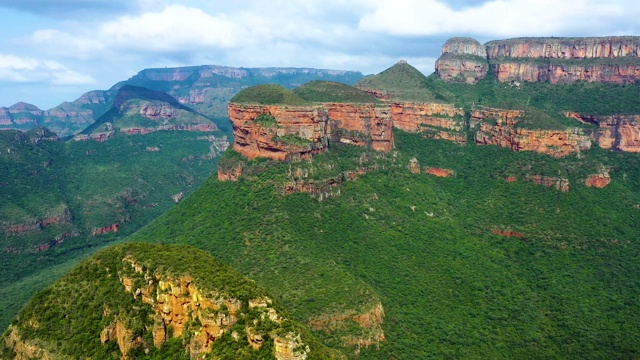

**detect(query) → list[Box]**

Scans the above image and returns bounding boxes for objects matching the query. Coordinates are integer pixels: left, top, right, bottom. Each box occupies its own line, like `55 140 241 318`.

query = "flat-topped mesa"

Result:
485 37 640 59
435 37 488 84
436 36 640 84
229 103 330 161
228 83 394 161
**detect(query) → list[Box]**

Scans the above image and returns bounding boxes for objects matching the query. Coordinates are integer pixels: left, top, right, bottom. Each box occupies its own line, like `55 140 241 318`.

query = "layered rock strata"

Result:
436 36 640 84
229 103 394 160
565 112 640 152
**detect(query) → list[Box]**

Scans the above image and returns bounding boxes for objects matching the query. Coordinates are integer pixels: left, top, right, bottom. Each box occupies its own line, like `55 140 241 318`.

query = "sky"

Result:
0 0 639 109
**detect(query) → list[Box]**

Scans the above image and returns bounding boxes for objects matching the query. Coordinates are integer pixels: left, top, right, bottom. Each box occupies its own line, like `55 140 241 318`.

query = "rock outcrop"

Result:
565 112 640 152
472 107 592 157
525 175 570 192
435 37 488 84
436 36 640 84
391 102 466 144
229 102 395 161
585 171 611 188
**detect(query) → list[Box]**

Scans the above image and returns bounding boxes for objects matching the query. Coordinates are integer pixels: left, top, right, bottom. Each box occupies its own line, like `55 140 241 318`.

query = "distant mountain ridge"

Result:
0 65 364 137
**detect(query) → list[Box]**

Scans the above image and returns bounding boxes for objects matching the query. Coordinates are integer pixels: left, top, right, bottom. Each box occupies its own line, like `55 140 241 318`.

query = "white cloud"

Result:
0 53 95 85
359 0 634 37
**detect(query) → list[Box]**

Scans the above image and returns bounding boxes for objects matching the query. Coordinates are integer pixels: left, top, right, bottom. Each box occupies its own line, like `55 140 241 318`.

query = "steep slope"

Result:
127 131 640 358
0 121 229 330
355 61 449 101
1 243 344 360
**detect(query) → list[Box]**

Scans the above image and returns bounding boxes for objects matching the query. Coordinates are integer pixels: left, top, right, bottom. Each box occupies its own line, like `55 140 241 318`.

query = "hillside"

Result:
127 131 640 358
0 243 344 360
0 112 229 330
355 60 449 101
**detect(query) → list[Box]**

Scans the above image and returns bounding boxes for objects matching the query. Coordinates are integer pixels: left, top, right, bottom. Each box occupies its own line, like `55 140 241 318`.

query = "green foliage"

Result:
273 134 312 147
0 130 225 329
230 84 311 106
0 243 343 359
293 81 381 103
123 129 640 359
254 113 278 127
355 61 449 102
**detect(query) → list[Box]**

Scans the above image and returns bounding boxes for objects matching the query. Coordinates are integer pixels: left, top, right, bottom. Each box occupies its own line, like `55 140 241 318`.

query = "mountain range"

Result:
1 36 640 359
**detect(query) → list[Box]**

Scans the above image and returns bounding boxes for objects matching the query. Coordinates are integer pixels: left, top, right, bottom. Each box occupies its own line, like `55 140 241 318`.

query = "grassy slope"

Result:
127 131 640 358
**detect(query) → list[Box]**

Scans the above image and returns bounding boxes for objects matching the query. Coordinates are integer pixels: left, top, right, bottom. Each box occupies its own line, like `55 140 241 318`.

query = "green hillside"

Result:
125 131 640 358
0 128 227 330
230 84 311 106
355 61 448 102
1 243 344 359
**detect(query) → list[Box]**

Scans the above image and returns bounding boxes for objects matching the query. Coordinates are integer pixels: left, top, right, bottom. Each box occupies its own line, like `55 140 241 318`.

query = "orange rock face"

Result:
565 112 640 152
474 123 591 157
229 102 395 161
391 102 464 139
585 172 611 188
424 167 455 177
437 36 640 84
229 103 330 161
525 175 570 192
325 103 394 152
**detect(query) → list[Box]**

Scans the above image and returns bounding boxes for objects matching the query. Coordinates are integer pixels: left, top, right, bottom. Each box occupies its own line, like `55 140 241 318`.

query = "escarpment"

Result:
437 36 640 84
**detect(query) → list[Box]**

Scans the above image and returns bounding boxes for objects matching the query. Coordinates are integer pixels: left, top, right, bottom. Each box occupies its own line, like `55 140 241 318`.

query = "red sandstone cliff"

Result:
229 102 395 161
436 36 640 84
565 112 640 152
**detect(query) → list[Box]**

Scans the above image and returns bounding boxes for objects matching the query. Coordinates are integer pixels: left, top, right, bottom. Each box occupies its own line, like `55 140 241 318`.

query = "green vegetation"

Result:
254 113 278 127
0 243 344 359
230 84 311 106
273 134 312 147
0 129 225 330
355 61 448 102
119 130 640 358
293 81 381 103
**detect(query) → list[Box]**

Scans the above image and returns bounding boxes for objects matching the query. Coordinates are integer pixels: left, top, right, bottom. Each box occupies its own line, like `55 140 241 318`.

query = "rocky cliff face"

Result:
471 107 592 157
391 102 467 144
565 112 640 152
326 103 394 151
229 103 330 160
229 102 395 161
435 37 488 84
436 36 640 84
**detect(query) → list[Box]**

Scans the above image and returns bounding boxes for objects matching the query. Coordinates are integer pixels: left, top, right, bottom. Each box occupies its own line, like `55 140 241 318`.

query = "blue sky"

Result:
0 0 638 109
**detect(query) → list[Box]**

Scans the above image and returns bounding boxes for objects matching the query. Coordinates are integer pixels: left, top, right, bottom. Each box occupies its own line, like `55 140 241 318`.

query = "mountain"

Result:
78 85 217 142
1 243 344 359
436 36 640 84
113 71 640 357
0 66 364 137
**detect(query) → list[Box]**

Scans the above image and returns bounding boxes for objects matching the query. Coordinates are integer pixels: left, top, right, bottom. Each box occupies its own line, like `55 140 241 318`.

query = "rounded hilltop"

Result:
231 81 380 105
230 84 311 106
355 60 447 101
293 81 381 103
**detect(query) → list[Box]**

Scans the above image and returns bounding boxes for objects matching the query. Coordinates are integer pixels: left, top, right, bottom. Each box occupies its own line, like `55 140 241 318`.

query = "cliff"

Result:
436 36 640 84
228 83 395 160
565 112 640 152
